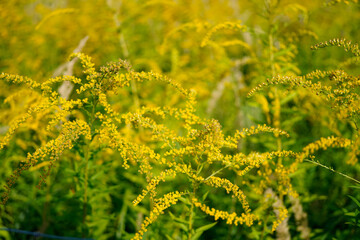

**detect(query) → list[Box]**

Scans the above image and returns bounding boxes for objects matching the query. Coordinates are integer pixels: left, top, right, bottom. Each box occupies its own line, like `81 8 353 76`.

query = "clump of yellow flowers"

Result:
249 38 359 167
1 52 354 239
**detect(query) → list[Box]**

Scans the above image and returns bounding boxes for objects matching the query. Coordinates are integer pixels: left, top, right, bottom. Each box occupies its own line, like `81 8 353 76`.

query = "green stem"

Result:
82 139 90 231
188 186 196 240
188 201 194 240
269 32 275 77
204 164 231 181
82 95 98 237
304 159 360 184
260 214 270 240
268 19 283 165
70 157 79 192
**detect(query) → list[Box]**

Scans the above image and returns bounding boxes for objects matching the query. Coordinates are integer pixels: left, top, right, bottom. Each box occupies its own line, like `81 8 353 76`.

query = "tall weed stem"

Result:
82 94 98 237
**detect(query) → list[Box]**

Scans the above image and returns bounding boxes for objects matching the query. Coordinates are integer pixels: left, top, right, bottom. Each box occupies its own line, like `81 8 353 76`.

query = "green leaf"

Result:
202 191 209 202
116 190 130 239
191 222 218 240
90 170 105 181
191 231 203 240
177 223 189 232
196 164 204 175
349 185 360 190
165 234 174 240
348 195 360 209
168 212 189 224
345 212 356 217
179 197 191 205
195 222 217 233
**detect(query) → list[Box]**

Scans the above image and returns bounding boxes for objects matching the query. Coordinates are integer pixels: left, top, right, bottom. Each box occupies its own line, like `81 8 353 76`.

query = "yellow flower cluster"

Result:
132 191 183 240
132 169 177 206
4 89 39 105
272 207 289 232
98 121 154 171
93 89 299 235
41 75 82 95
47 98 87 130
274 164 297 197
192 198 257 226
324 0 358 6
348 135 360 165
201 21 247 47
0 52 327 238
0 101 51 150
232 150 297 177
128 71 190 97
0 72 41 89
69 53 99 95
161 20 210 53
311 38 360 56
247 74 331 98
233 124 290 139
248 40 360 135
203 176 250 213
256 166 297 198
69 52 96 76
296 136 352 164
2 119 90 204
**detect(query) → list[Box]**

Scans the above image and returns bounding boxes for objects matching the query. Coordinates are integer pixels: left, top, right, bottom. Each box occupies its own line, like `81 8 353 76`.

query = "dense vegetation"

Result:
1 0 360 239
